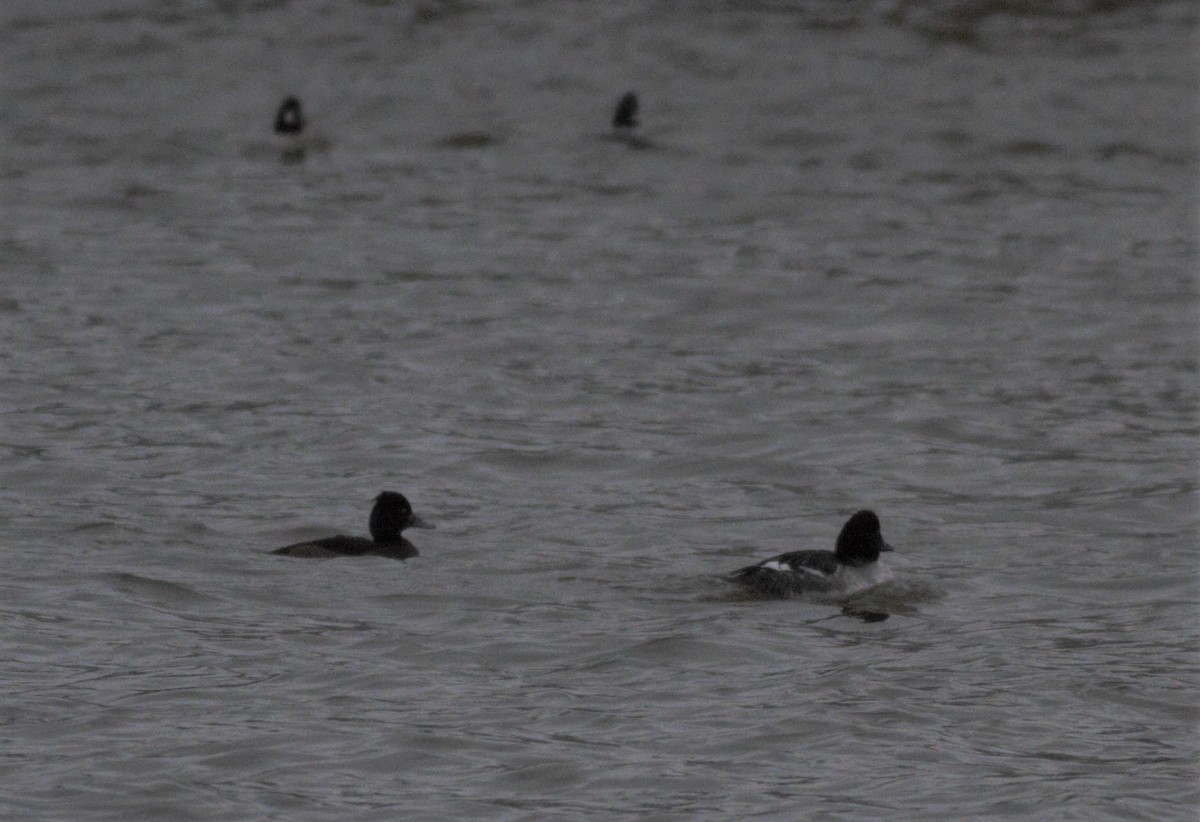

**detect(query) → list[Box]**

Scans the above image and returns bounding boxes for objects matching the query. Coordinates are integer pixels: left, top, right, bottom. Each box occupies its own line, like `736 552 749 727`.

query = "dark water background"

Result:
0 1 1196 818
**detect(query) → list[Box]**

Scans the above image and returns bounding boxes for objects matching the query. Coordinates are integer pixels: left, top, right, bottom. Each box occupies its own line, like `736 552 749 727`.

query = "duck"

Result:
273 96 308 162
272 491 434 559
608 90 654 149
612 91 639 130
728 510 894 599
274 96 305 135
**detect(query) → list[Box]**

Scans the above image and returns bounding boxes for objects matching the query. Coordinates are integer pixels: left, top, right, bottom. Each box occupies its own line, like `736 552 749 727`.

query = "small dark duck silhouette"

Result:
274 96 305 135
612 91 639 130
272 491 434 560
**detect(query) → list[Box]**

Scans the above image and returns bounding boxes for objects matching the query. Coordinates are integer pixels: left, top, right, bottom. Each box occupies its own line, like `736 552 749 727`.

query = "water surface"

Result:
0 1 1196 819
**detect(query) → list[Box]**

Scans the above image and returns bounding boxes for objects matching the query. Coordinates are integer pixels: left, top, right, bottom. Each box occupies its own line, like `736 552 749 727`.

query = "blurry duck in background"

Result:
609 91 652 148
274 95 307 162
612 91 639 130
274 96 305 135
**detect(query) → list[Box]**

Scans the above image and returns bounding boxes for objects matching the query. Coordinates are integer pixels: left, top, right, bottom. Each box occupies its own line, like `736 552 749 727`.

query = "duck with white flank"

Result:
728 510 894 599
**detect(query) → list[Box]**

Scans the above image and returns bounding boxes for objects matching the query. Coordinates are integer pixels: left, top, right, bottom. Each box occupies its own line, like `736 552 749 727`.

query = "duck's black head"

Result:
274 96 305 135
612 91 639 129
369 491 434 542
834 510 894 566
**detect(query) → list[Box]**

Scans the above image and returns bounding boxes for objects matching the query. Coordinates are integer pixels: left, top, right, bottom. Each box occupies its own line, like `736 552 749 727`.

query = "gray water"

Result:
1 1 1196 819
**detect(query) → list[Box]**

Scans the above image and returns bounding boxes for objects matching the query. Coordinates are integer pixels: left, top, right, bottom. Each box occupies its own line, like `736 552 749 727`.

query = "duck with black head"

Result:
274 96 305 135
272 491 434 560
609 91 653 148
612 91 639 130
273 96 307 162
728 510 895 599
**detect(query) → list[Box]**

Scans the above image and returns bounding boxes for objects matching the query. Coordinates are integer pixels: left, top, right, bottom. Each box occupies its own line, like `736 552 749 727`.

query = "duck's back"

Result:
730 549 839 597
763 550 838 575
272 535 417 560
272 541 344 558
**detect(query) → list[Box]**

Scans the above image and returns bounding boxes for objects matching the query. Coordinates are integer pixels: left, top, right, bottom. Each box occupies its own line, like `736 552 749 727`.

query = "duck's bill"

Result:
410 515 436 530
880 540 895 552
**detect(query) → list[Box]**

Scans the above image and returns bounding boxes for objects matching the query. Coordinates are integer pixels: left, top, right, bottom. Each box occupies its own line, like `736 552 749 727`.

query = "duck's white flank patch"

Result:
834 562 892 594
